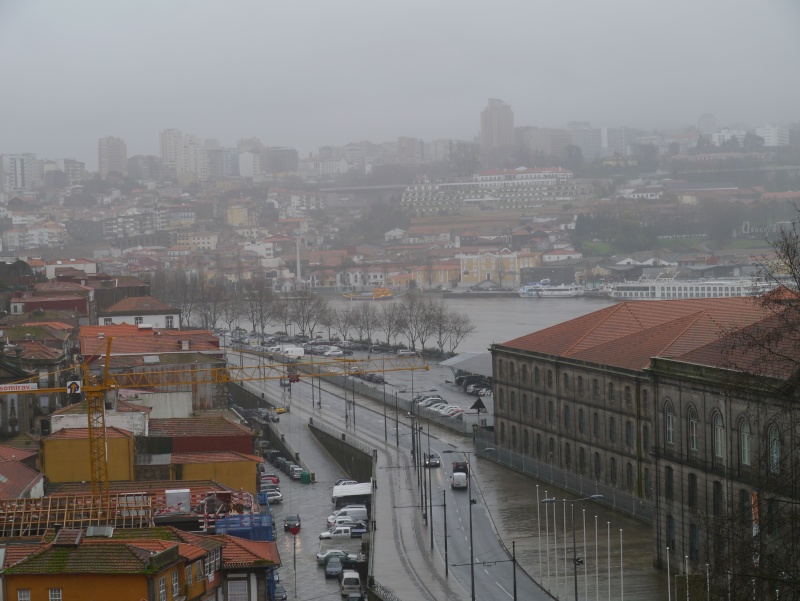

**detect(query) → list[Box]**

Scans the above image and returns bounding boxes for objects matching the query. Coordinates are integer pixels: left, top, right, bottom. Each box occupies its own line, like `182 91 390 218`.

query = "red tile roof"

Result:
0 444 36 463
0 460 43 498
103 296 177 313
500 297 777 372
149 417 252 438
79 324 219 357
171 451 261 465
47 426 133 440
214 534 281 568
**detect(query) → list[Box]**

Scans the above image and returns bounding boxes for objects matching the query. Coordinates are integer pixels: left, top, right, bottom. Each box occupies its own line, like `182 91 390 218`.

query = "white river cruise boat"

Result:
609 275 775 300
519 279 586 298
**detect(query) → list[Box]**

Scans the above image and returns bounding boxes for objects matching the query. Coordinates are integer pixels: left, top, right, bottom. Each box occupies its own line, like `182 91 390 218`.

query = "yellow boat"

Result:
343 287 394 301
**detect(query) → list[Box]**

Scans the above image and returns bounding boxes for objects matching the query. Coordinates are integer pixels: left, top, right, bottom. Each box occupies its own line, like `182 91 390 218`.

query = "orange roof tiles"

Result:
47 426 133 440
500 297 777 372
103 296 176 313
215 534 280 567
0 445 36 463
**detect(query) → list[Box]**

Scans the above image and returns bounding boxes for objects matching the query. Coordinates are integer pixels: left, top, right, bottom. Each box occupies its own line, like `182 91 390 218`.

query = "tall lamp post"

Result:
443 448 494 601
542 495 604 601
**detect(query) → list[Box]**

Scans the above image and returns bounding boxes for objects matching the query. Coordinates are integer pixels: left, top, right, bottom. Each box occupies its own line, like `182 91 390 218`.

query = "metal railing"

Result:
474 430 654 523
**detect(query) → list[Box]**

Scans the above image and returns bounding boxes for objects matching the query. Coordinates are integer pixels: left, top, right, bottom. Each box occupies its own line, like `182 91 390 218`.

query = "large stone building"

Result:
490 296 799 580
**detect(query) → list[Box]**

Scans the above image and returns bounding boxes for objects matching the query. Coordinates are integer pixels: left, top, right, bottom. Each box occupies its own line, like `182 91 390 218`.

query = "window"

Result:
768 425 780 473
740 420 751 466
688 473 697 508
17 591 30 601
524 429 530 454
688 407 698 452
665 466 674 500
713 481 723 515
626 462 633 490
609 417 616 442
228 580 249 601
593 412 599 438
159 578 167 601
534 367 540 385
135 316 143 325
548 401 554 424
173 571 179 596
592 379 599 400
535 397 541 419
186 563 193 585
564 405 571 429
689 524 699 560
521 364 528 383
536 433 542 457
547 370 553 388
644 468 651 497
196 559 204 579
498 360 504 377
511 426 517 450
577 376 584 395
579 447 586 475
563 373 569 391
625 420 633 447
565 443 571 469
165 315 174 328
510 391 516 413
48 591 62 601
498 389 505 411
578 408 585 434
665 403 675 445
500 422 506 443
522 395 528 416
610 457 617 484
594 452 601 479
624 386 632 405
642 389 648 411
103 317 113 325
714 414 725 460
608 382 615 401
643 425 649 454
509 362 515 379
667 515 676 549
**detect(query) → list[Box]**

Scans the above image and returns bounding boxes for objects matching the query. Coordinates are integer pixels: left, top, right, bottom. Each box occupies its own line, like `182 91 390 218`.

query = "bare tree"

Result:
378 302 405 346
291 291 328 339
428 298 450 355
273 296 294 334
195 282 227 330
242 279 274 335
331 307 355 342
359 303 381 344
318 303 337 340
448 311 476 354
220 287 244 333
400 293 432 351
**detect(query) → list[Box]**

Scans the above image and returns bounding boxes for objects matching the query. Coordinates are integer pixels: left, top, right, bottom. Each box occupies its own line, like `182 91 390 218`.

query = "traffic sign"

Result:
67 381 82 395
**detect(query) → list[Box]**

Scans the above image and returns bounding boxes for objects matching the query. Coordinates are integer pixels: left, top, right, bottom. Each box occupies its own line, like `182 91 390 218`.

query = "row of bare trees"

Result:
149 272 475 355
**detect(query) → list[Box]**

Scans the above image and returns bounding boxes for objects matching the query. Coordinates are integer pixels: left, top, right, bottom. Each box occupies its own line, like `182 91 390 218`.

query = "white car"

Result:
324 349 344 357
397 349 418 356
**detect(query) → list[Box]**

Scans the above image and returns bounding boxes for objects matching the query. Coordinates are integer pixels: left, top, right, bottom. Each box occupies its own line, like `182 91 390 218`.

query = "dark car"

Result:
283 514 301 531
325 556 344 579
424 453 441 468
274 584 287 601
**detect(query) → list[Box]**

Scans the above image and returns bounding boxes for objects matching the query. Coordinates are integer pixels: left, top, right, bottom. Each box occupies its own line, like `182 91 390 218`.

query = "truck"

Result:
319 525 368 540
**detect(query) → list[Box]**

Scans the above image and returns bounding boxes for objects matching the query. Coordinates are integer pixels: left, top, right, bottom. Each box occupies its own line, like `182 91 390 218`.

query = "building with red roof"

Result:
490 296 800 576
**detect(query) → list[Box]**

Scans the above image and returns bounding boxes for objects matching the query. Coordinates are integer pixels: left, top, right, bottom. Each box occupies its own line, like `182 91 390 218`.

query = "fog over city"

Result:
1 0 798 168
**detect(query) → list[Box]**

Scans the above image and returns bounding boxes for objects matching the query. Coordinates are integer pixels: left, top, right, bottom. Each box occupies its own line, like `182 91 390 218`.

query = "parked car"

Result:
274 584 287 601
316 549 348 565
266 489 283 504
283 514 301 531
260 472 280 484
397 349 419 356
324 349 344 357
325 556 344 579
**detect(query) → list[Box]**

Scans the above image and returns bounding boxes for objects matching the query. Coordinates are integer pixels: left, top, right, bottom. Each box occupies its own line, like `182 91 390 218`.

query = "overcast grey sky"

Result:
1 0 798 168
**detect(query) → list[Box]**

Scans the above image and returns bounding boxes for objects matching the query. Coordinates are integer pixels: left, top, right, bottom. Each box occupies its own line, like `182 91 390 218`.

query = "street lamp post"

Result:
543 495 604 601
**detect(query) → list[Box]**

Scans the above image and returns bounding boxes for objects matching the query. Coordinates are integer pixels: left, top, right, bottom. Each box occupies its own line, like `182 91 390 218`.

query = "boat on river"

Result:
519 279 585 298
342 287 394 301
607 275 775 300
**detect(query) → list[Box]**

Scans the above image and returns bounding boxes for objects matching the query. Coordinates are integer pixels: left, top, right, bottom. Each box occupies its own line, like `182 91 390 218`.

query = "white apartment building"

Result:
756 124 790 147
711 128 746 147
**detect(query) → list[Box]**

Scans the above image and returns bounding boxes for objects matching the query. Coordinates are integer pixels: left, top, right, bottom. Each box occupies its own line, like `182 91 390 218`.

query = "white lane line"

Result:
496 583 513 598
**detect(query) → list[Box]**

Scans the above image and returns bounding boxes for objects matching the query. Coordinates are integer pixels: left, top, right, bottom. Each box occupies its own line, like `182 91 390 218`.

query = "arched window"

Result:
713 413 725 459
549 437 555 459
509 362 515 380
665 402 675 445
563 373 570 391
768 425 780 473
594 452 601 480
535 397 541 419
523 429 530 454
498 360 504 377
510 391 516 413
536 433 542 457
548 401 554 424
500 422 506 444
578 408 585 434
511 426 517 451
609 417 616 442
534 367 540 385
608 382 615 401
624 386 632 405
642 389 649 411
564 405 571 429
625 420 633 447
593 412 599 438
626 462 633 490
644 468 651 497
547 370 553 388
498 388 505 411
643 425 649 454
565 443 572 469
577 376 584 396
592 379 599 400
522 395 528 416
688 407 698 452
740 419 751 466
610 457 617 484
521 364 528 383
579 447 586 475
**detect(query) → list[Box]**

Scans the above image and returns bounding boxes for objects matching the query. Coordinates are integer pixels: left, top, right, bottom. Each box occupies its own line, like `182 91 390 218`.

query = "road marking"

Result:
496 583 513 598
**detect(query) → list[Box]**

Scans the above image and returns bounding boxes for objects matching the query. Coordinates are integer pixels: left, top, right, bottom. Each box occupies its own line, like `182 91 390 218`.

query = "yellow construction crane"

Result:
0 339 428 523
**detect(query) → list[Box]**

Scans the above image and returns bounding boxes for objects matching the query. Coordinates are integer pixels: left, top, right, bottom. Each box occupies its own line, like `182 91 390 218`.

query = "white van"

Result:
451 472 467 489
281 347 305 359
340 570 361 596
327 505 368 527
